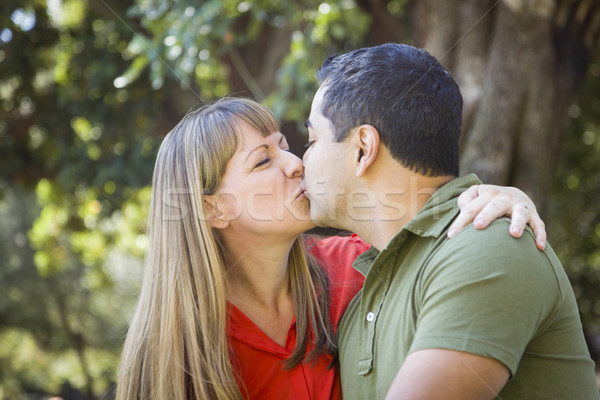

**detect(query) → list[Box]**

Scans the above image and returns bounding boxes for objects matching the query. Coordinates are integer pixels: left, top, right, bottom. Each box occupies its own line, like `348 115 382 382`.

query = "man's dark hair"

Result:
316 43 463 177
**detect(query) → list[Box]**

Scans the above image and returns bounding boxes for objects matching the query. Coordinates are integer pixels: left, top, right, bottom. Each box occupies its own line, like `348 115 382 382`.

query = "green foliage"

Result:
550 54 600 334
128 0 371 124
0 181 147 397
0 0 162 197
0 1 377 396
0 0 161 397
1 0 599 398
265 1 371 126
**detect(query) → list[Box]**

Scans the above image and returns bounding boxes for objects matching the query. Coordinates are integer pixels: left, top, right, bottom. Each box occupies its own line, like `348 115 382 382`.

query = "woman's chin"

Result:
289 214 317 234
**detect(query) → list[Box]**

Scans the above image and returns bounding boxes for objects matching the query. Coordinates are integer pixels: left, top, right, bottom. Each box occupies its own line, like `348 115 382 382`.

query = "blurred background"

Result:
1 0 599 398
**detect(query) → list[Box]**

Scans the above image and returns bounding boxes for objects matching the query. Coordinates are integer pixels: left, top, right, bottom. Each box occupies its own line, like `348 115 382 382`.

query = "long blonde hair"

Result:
116 98 335 400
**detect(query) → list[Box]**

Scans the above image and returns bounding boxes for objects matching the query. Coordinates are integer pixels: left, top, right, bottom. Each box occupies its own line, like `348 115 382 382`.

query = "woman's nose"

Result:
282 150 304 178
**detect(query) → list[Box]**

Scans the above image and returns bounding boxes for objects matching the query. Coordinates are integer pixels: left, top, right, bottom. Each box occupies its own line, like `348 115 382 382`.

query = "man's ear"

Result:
354 124 380 177
204 195 230 229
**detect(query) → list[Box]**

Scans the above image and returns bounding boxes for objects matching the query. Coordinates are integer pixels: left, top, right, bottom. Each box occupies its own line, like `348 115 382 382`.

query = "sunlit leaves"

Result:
550 56 600 332
0 327 121 398
112 186 151 259
19 169 149 395
0 328 72 396
126 0 371 110
4 0 599 397
47 0 87 29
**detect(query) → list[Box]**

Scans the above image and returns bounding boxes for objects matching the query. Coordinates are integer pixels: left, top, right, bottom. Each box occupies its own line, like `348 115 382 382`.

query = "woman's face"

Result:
208 119 316 238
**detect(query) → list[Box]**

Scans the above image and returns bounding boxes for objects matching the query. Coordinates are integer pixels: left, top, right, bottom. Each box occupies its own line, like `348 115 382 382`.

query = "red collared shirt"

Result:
228 235 370 399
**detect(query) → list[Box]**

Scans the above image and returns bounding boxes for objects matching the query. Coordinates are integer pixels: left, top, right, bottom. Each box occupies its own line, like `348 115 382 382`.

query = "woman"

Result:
116 98 544 399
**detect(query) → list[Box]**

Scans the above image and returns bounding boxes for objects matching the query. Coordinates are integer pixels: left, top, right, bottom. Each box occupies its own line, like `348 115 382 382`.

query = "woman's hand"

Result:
447 184 546 250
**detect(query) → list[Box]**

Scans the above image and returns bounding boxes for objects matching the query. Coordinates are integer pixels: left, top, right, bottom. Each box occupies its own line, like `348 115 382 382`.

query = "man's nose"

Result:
302 146 310 163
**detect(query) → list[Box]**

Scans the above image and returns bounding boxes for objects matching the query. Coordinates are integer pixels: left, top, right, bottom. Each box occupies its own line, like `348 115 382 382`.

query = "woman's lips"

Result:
294 186 308 200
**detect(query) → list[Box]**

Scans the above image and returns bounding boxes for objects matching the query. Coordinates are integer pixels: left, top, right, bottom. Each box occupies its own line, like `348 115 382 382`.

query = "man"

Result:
302 43 599 399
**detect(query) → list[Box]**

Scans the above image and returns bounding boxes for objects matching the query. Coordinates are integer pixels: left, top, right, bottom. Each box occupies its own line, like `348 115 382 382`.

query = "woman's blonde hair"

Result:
116 98 335 400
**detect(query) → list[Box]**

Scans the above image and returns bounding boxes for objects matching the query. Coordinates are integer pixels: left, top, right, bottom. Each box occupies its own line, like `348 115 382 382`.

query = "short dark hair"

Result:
316 43 463 177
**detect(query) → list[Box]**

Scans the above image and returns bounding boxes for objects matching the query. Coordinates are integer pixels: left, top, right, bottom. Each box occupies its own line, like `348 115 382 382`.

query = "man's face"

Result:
302 85 354 227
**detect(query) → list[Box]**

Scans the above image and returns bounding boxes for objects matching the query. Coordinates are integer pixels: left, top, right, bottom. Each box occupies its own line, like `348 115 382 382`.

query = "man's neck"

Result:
347 173 455 251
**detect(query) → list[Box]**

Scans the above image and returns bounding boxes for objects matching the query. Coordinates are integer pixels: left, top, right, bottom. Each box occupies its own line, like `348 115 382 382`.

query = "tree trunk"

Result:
409 0 599 215
50 283 95 399
224 24 292 100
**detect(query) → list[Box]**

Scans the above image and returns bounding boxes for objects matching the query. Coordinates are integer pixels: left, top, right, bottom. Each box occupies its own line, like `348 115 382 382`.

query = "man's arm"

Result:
385 349 509 400
384 221 558 400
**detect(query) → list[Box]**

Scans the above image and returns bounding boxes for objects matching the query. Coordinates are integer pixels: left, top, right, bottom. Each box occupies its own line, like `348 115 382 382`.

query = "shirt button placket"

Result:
357 310 377 375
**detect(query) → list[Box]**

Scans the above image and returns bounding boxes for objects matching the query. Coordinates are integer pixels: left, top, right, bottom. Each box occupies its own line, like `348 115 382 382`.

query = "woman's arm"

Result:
448 184 546 250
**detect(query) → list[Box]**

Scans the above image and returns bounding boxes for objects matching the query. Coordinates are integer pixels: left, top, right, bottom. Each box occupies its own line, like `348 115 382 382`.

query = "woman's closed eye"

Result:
254 157 271 168
304 141 314 149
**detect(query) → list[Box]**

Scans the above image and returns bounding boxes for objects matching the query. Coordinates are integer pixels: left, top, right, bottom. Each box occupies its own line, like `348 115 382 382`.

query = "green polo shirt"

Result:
338 174 599 400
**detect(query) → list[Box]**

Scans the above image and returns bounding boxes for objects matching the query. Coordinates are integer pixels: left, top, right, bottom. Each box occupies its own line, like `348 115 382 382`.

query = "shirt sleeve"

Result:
409 220 563 376
305 234 371 329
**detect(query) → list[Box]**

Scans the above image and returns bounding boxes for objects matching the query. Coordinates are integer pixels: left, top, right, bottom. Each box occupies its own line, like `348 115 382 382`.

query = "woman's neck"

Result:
221 233 297 346
221 233 296 313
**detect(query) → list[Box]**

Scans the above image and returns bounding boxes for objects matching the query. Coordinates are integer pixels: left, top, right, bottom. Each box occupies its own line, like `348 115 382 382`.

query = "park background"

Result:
1 0 600 398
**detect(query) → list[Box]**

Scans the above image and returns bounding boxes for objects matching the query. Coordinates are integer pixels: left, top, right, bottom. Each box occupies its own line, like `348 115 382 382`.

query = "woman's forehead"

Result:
235 120 281 151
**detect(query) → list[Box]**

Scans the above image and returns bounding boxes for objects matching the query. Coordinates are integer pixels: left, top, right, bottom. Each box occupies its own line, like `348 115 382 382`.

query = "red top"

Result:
228 235 370 399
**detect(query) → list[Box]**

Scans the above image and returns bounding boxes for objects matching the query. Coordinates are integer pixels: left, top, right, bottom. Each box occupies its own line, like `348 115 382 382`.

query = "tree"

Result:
550 55 600 358
130 0 600 213
0 0 170 397
410 0 600 214
1 0 599 397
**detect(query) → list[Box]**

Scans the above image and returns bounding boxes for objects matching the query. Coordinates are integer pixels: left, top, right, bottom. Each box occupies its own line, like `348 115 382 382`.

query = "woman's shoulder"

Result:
305 234 371 328
305 234 371 266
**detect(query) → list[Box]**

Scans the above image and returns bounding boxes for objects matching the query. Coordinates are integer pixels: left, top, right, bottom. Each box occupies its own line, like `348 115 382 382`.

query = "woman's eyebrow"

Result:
244 134 285 163
244 144 268 163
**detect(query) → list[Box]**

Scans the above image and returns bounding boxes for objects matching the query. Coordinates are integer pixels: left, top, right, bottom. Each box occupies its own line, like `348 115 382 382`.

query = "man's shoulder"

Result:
448 217 532 250
422 218 565 295
437 217 556 265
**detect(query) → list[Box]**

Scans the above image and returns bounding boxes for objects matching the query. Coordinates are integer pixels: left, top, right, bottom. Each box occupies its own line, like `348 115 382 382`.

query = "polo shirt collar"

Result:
402 173 482 238
352 174 482 278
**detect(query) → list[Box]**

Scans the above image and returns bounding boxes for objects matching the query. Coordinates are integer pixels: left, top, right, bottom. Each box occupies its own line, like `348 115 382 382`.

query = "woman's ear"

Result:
204 195 230 229
355 124 380 177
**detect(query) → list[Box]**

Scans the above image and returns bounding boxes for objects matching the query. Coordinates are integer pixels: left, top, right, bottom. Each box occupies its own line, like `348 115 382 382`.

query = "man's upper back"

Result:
338 175 599 400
